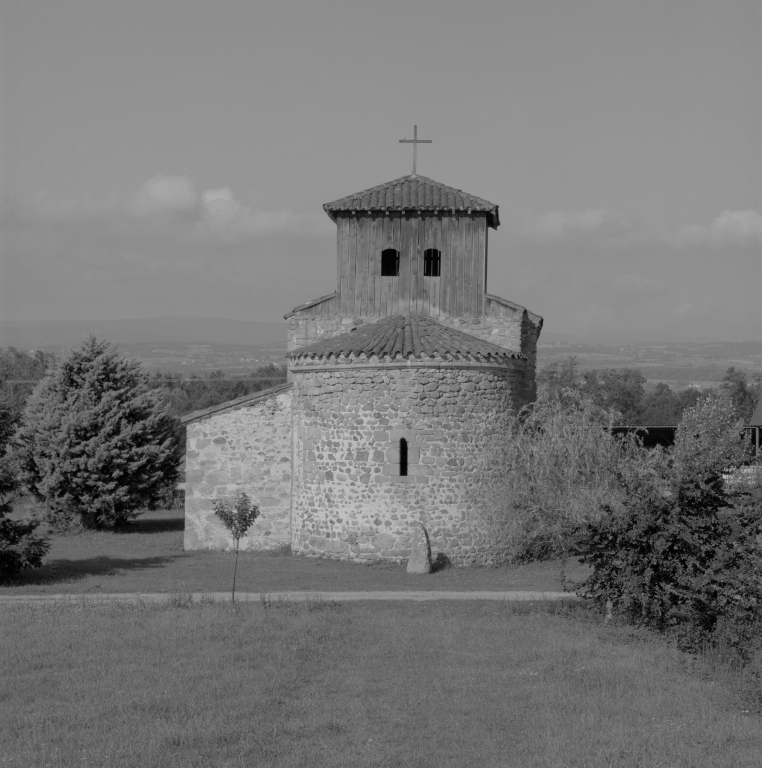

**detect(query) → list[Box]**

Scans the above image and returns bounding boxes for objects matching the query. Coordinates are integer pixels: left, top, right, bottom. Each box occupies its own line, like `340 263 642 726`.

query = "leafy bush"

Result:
574 393 762 655
481 386 650 563
0 399 49 576
14 337 181 530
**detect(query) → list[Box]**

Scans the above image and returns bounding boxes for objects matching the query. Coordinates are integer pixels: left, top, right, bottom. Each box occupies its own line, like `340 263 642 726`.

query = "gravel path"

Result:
0 590 579 604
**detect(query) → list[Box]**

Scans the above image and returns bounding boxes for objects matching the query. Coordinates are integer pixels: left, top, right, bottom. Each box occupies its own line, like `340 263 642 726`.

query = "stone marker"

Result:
407 522 433 574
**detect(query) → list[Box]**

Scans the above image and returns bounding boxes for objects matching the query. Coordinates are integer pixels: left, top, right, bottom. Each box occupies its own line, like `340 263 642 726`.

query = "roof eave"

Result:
181 382 293 425
322 207 499 229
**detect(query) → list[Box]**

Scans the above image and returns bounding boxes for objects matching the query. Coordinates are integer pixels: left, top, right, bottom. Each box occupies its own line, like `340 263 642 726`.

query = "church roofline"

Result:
323 174 500 229
284 292 336 320
288 314 524 364
485 293 544 334
181 381 293 426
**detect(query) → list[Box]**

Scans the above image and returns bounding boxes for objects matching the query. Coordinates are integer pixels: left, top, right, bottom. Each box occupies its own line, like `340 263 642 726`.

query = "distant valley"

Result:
538 337 762 389
0 317 289 375
1 317 760 383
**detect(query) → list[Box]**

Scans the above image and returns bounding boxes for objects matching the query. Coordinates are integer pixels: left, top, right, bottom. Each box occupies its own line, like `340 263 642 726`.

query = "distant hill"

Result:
540 330 725 346
0 317 288 350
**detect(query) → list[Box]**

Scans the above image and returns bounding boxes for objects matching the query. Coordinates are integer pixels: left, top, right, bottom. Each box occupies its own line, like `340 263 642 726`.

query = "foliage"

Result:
0 347 55 423
213 491 260 541
720 366 761 421
640 381 704 424
0 398 49 577
539 358 646 423
213 490 261 602
539 356 728 425
575 392 762 656
13 337 181 530
581 368 646 423
482 385 650 563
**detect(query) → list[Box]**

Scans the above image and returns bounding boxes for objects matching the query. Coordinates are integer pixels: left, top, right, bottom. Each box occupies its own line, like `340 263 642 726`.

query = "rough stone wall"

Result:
290 358 523 565
184 389 293 551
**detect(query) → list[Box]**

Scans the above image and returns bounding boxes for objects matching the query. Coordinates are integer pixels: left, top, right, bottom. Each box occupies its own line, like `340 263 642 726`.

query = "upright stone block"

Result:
407 522 433 574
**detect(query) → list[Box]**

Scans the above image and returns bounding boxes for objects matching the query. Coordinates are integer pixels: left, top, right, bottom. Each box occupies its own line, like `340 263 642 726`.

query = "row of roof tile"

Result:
323 175 500 229
288 315 523 365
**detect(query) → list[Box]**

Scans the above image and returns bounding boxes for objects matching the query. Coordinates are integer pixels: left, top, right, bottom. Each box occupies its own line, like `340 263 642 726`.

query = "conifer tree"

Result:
0 399 49 575
15 337 180 529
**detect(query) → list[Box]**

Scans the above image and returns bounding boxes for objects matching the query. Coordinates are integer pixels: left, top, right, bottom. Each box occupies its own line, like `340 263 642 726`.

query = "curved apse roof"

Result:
288 315 523 365
323 175 500 229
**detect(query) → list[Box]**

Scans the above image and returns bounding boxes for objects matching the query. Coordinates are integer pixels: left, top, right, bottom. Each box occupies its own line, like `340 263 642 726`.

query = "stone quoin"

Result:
182 173 543 565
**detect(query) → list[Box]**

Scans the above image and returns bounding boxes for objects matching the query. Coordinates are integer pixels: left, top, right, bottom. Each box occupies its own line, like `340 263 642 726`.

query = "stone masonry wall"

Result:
184 389 293 551
290 359 523 565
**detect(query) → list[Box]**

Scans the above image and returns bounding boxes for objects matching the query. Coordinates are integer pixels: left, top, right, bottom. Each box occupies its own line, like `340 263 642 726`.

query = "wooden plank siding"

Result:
399 212 410 315
429 212 440 317
346 216 356 316
475 215 486 316
420 214 430 316
354 213 367 316
338 216 349 315
438 215 448 315
334 211 488 319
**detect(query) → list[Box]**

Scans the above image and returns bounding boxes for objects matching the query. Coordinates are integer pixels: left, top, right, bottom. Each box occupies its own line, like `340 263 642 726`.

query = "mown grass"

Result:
1 510 589 595
2 600 761 768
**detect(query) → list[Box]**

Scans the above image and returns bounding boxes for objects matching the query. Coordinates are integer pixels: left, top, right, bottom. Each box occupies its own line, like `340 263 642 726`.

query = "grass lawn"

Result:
0 509 590 595
2 599 760 768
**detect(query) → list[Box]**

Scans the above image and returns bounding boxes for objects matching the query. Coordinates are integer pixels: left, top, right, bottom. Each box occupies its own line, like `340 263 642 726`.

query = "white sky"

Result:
1 0 760 341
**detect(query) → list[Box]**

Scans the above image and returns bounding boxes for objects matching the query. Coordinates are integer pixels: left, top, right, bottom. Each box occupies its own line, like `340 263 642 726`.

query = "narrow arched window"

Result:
399 438 408 476
381 248 400 276
424 248 441 277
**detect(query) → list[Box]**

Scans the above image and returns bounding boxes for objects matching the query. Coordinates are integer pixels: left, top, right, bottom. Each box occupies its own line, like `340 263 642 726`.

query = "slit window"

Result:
399 438 408 476
424 249 441 277
381 248 400 276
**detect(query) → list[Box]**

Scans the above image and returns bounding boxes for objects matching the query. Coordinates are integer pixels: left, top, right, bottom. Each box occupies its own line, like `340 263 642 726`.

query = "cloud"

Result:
677 210 762 248
527 208 647 244
198 187 332 240
11 175 333 240
133 175 198 216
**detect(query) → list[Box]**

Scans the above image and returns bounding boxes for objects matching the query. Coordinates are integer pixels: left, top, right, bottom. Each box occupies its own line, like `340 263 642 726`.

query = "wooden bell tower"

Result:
322 173 500 320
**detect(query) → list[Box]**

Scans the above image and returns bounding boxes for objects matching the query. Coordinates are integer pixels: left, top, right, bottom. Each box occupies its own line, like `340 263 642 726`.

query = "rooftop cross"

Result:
398 125 432 176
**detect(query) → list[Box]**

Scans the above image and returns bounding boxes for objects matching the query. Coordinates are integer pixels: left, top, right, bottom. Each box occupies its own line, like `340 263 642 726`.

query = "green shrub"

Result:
14 337 181 530
481 386 650 563
574 393 762 655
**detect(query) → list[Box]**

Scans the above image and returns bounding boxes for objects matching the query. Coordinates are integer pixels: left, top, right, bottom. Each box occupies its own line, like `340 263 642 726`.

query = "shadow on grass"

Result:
0 555 174 588
115 515 185 535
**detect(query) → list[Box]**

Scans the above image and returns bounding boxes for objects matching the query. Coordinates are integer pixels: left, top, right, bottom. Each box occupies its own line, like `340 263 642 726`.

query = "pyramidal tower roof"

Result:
323 175 500 229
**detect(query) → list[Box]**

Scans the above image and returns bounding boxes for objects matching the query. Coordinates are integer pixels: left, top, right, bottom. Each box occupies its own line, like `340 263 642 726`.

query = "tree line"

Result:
148 364 287 418
539 357 761 424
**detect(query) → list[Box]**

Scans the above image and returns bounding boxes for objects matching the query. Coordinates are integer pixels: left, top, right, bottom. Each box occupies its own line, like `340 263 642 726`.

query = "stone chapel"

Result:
182 173 543 565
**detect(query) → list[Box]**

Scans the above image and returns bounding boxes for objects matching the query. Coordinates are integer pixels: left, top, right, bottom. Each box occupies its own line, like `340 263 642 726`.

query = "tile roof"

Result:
323 175 500 229
288 315 523 364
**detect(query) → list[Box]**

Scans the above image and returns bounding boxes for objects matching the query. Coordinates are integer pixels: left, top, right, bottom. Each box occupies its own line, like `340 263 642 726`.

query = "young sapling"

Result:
212 491 260 602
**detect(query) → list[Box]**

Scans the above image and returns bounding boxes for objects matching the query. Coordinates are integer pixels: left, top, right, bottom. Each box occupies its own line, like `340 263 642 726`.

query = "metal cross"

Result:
399 125 432 175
